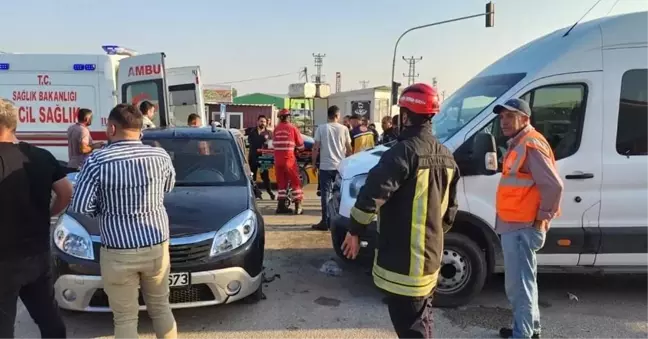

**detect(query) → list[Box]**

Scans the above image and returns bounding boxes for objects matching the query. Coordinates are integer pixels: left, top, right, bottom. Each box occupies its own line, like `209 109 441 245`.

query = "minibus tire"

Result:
432 232 487 308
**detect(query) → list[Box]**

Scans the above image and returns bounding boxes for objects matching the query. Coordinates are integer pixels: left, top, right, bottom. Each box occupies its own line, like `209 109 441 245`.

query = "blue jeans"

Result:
501 227 546 338
318 169 337 224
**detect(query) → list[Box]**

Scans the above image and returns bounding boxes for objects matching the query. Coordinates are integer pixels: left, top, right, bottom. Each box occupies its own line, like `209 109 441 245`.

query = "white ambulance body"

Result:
166 66 206 126
0 47 202 164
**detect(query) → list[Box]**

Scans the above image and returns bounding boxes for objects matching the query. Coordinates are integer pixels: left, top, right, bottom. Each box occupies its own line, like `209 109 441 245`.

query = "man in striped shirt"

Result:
69 104 177 339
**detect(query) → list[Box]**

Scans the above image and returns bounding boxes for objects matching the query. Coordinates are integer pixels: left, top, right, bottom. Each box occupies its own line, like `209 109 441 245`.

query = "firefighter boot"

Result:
275 199 293 214
294 201 303 215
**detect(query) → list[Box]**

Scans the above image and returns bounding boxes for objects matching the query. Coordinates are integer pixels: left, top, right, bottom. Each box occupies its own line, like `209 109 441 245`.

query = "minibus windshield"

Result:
432 72 526 142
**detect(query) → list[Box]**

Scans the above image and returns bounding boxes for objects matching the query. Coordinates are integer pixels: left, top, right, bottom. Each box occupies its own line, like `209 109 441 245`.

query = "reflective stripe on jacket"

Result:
348 123 460 297
496 128 560 223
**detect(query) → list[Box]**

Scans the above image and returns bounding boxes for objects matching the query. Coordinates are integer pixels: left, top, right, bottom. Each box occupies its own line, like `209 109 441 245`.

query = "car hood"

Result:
338 145 390 179
67 186 251 237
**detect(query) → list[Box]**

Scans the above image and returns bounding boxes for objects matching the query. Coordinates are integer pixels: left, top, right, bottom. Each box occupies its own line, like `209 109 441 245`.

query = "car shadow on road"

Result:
58 248 392 338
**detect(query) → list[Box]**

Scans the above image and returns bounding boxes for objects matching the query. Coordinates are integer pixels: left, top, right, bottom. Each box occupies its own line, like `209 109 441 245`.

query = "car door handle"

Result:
565 172 594 180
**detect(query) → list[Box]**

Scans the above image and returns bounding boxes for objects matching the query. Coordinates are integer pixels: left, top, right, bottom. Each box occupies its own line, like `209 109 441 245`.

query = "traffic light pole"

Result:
389 8 494 114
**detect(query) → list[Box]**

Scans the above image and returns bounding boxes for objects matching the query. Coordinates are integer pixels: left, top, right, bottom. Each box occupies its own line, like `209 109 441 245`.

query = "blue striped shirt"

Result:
69 140 176 249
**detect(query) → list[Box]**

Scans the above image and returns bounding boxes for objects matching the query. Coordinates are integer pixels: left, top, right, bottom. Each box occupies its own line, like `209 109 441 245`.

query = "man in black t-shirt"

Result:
245 115 275 200
0 98 73 338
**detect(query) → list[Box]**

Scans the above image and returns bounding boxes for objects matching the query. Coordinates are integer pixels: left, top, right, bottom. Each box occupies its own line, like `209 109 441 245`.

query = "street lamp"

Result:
389 1 495 110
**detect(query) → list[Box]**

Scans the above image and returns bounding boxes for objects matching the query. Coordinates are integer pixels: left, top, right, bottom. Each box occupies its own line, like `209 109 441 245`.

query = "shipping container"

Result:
205 103 276 130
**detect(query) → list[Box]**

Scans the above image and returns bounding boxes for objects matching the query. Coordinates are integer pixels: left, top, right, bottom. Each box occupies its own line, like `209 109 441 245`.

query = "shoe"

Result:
275 200 293 214
499 327 540 339
311 221 328 231
294 202 303 215
269 192 276 200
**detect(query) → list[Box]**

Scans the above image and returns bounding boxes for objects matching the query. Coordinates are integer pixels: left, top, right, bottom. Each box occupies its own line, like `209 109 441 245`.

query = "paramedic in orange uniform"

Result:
494 98 564 339
272 109 305 215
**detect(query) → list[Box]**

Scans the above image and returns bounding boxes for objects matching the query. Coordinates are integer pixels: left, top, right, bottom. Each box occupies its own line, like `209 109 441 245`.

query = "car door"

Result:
118 53 172 127
596 46 648 267
463 71 603 266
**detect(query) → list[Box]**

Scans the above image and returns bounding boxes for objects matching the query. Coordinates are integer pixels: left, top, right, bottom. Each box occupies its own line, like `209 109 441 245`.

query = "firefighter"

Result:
272 108 305 214
342 83 460 339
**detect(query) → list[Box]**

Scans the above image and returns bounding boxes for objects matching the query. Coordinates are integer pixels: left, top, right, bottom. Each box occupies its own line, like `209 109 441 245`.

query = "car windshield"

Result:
432 72 526 142
143 138 246 186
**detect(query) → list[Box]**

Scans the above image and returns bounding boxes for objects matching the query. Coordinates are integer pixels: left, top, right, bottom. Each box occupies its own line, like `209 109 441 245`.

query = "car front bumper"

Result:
54 267 263 312
327 189 377 263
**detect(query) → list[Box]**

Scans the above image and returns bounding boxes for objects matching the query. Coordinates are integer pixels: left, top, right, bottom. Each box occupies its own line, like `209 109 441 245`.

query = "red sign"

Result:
128 64 162 77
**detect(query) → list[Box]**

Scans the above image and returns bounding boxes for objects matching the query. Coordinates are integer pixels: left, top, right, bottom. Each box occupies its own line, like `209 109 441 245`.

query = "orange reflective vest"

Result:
496 128 560 223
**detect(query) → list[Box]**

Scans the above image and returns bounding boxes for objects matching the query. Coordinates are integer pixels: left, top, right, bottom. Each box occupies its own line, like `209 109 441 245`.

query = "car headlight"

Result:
210 209 257 257
52 214 95 260
349 174 368 198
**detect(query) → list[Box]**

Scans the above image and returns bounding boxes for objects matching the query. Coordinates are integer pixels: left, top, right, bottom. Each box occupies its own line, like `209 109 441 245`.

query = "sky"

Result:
2 0 646 96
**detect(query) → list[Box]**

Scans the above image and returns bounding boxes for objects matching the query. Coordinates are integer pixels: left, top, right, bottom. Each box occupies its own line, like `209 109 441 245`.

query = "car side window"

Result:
616 69 648 156
470 83 587 170
526 84 587 160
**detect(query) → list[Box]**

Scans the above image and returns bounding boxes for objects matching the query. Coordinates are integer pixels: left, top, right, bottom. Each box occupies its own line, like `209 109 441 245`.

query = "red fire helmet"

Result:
398 83 440 115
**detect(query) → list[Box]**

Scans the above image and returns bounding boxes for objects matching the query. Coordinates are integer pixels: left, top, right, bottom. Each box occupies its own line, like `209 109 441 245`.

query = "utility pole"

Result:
335 72 342 93
359 80 370 89
312 53 326 84
402 56 423 85
299 67 309 82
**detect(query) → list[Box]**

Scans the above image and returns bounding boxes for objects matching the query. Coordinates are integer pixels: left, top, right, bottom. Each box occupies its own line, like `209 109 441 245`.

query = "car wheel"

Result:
433 232 488 308
331 225 354 264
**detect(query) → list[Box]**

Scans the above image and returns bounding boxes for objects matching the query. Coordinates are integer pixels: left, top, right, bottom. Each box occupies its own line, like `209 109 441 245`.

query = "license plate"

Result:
168 272 190 287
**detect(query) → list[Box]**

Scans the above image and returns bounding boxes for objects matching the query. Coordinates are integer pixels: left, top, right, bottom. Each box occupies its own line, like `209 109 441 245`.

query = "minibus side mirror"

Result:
472 132 498 176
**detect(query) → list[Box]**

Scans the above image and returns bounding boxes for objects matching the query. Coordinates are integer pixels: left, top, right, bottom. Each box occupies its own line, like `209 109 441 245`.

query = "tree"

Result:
232 88 238 98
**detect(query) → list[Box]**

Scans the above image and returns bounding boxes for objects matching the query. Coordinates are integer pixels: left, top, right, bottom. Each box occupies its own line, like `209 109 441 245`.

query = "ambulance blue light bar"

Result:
0 63 9 70
101 45 137 56
73 64 96 71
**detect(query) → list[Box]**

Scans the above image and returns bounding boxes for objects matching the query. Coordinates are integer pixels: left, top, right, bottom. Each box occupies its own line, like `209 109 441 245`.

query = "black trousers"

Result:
250 159 272 195
385 293 434 338
0 253 66 338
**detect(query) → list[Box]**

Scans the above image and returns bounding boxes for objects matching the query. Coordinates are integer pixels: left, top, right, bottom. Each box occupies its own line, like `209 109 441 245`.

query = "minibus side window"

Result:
616 69 648 156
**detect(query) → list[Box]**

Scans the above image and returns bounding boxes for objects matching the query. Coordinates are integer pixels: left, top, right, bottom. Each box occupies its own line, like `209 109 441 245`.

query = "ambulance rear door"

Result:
166 66 206 126
117 53 172 127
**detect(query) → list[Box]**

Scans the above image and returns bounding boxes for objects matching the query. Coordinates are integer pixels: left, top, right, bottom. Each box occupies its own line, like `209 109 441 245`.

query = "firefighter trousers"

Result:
385 293 434 338
275 158 303 202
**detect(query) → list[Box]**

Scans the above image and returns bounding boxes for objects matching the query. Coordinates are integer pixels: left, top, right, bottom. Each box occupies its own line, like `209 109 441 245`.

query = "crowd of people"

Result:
0 80 562 338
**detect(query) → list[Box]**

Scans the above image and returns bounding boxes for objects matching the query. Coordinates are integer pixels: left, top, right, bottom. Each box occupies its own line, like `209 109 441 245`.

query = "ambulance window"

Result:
525 83 587 160
616 69 647 156
169 84 197 106
123 80 165 127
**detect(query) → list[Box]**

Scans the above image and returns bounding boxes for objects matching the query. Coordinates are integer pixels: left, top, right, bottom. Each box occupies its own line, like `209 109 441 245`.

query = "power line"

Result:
402 56 423 85
605 0 621 16
217 71 299 84
563 0 604 37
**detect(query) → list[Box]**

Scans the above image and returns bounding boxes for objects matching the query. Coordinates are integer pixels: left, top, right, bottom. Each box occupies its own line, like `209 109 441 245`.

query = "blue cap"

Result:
493 98 531 116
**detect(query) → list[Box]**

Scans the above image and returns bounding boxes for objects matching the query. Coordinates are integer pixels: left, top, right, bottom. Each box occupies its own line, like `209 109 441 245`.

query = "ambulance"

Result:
0 46 206 164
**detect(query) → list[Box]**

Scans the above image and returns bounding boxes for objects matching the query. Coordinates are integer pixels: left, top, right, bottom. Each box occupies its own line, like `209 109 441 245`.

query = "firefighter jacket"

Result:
348 122 460 298
272 121 304 163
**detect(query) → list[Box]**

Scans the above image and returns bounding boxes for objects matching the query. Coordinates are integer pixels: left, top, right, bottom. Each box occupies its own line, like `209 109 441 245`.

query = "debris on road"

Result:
319 260 343 276
314 296 341 307
264 273 281 283
567 292 579 302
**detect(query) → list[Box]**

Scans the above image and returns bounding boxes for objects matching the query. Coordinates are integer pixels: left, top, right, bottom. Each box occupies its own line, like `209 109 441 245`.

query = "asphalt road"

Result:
15 186 648 338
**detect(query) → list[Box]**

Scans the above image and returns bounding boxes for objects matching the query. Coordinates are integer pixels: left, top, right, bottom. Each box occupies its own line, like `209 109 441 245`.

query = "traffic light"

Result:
392 81 401 104
486 1 495 27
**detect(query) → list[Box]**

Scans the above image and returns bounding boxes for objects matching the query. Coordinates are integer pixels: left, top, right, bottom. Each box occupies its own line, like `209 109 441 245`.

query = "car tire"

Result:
433 232 488 308
331 225 354 264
